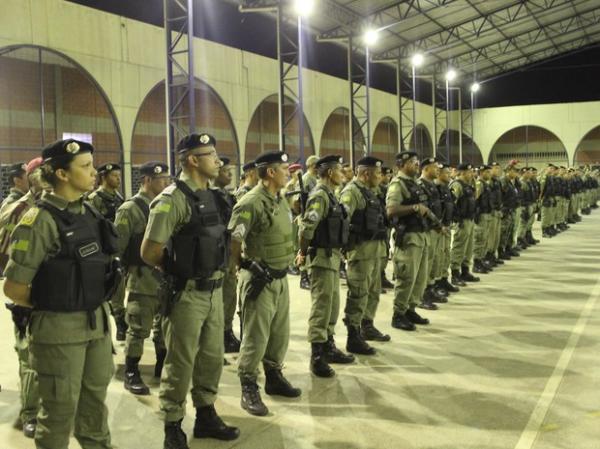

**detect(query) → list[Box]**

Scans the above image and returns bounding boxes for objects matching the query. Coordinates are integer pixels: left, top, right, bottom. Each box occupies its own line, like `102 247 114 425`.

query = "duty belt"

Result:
194 278 224 292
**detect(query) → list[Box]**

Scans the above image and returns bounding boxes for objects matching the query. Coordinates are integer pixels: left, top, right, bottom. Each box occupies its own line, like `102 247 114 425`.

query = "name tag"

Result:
78 242 100 258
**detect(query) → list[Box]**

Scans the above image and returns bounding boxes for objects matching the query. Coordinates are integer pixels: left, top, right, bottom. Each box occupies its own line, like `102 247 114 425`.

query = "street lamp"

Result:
363 29 379 47
470 82 480 93
445 69 457 82
470 82 480 163
293 0 314 17
411 53 424 67
444 69 457 162
411 54 424 153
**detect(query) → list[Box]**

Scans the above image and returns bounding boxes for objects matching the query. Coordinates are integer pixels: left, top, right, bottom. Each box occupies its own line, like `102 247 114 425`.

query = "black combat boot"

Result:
164 419 189 449
360 319 391 342
264 368 302 397
154 340 167 378
438 277 459 293
344 319 376 355
124 356 150 395
391 311 416 331
381 271 394 289
405 308 430 325
241 381 269 416
310 343 335 378
300 271 311 290
22 419 36 439
451 269 467 286
224 329 241 353
114 310 128 341
481 257 494 271
193 405 240 441
287 265 300 275
325 335 356 362
508 247 520 257
472 259 489 274
423 285 446 303
499 248 511 260
461 265 480 282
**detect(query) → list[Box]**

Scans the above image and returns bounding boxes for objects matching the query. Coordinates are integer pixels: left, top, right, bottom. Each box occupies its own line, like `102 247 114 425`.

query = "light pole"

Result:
470 82 480 164
363 29 379 155
411 53 424 155
445 69 456 163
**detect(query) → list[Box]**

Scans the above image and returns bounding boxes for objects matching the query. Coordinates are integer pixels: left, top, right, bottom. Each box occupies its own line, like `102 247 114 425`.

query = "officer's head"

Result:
505 163 519 179
342 163 354 183
490 162 502 178
395 151 419 177
242 161 258 185
255 151 289 189
25 157 47 195
420 158 439 179
97 163 122 190
457 163 474 182
139 161 171 197
215 157 233 188
41 139 97 194
315 155 344 187
7 162 28 192
381 167 393 185
305 155 318 174
479 165 492 181
356 156 383 188
176 133 221 180
438 164 451 183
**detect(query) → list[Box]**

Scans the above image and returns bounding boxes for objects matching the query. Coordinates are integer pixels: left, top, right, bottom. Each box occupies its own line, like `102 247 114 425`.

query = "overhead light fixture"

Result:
411 53 424 67
471 82 480 93
294 0 315 17
445 69 457 81
363 29 379 47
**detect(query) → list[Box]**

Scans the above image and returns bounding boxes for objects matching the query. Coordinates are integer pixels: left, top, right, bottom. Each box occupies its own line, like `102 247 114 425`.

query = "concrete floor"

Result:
1 215 600 449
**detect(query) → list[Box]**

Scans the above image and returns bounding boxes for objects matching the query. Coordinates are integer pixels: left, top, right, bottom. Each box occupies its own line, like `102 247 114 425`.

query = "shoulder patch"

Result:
19 207 40 226
162 184 177 195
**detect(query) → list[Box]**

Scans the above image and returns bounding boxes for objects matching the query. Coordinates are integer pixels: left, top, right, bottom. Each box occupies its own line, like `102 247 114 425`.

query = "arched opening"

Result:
574 126 600 166
0 44 123 197
372 117 398 168
244 94 314 164
406 124 433 159
489 126 568 168
131 78 239 190
319 107 364 165
437 130 483 166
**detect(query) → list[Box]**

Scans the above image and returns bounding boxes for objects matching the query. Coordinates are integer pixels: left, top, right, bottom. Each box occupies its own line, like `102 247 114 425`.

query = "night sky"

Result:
67 0 600 109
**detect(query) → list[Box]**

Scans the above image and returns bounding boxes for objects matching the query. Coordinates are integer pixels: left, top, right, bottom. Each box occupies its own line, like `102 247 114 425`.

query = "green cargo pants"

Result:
160 283 224 422
344 256 381 327
541 203 554 228
450 219 474 270
435 232 451 279
393 232 429 314
473 214 492 260
500 210 516 249
222 269 238 331
237 270 289 382
109 276 126 316
125 292 164 358
14 326 39 423
308 266 340 343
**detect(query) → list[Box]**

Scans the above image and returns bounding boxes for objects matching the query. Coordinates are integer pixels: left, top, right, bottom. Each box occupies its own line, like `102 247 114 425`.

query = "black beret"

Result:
396 151 418 162
139 161 169 177
316 155 342 168
220 157 231 166
97 163 122 174
382 166 393 175
530 166 538 171
490 162 501 167
8 162 27 176
176 133 216 153
479 164 491 171
42 139 94 163
357 156 383 168
420 157 438 169
242 161 256 172
457 163 473 171
547 163 557 168
255 151 289 167
439 163 451 169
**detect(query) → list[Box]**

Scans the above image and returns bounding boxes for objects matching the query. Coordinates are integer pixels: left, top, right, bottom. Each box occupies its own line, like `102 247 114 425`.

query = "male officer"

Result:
297 155 354 377
235 161 258 201
499 163 520 258
485 162 504 267
473 165 494 274
379 166 394 290
214 157 241 353
298 155 319 290
116 161 171 396
141 133 240 448
516 168 535 249
449 163 479 284
386 151 431 331
228 150 301 417
0 162 28 214
340 156 390 353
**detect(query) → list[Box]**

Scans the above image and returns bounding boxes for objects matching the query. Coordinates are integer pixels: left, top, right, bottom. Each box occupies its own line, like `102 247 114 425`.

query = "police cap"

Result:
396 151 418 163
97 163 122 175
42 139 94 163
316 155 342 169
357 156 383 168
176 133 216 154
255 151 289 167
7 162 27 177
220 156 231 167
242 161 256 172
457 162 473 171
479 164 491 171
420 157 438 169
140 161 169 177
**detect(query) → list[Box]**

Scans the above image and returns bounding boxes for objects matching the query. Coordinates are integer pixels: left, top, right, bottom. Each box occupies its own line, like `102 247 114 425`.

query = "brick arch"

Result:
436 129 483 165
406 123 434 159
319 107 364 166
574 125 600 166
372 117 398 168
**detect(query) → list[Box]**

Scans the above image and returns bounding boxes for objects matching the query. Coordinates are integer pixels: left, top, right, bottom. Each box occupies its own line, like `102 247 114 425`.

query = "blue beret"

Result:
255 151 289 167
42 139 94 163
8 162 27 176
479 164 491 171
176 133 216 153
220 156 231 167
139 161 169 177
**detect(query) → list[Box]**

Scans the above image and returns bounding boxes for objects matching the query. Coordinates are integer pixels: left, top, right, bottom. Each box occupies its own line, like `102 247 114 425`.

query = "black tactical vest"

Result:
502 179 518 210
477 181 493 214
437 183 454 226
452 180 477 220
398 177 428 233
164 181 227 280
31 202 119 312
96 190 124 221
349 182 388 243
543 176 555 197
310 186 349 249
420 178 443 220
489 178 502 211
122 196 149 268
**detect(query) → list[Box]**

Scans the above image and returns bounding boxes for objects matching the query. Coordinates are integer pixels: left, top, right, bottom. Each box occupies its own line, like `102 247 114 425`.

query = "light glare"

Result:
364 29 379 47
471 82 480 93
411 53 424 67
294 0 315 17
445 69 457 81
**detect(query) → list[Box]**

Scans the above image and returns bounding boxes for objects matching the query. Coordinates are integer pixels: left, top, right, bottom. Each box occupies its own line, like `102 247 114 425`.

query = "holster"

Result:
240 260 274 301
104 257 124 301
5 303 32 339
393 224 407 249
156 271 184 317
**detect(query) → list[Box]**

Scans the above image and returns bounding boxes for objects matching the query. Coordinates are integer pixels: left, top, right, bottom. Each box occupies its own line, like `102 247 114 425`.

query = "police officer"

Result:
298 155 318 290
499 163 520 258
235 161 258 201
386 151 431 331
449 163 479 284
0 162 28 214
473 165 494 274
485 162 505 267
3 139 118 449
379 166 394 290
228 150 301 417
116 161 171 396
214 156 242 353
297 155 354 377
340 156 390 350
285 163 304 276
141 133 240 447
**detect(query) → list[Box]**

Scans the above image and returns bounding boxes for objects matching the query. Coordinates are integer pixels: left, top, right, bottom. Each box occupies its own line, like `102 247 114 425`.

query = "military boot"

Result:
438 277 459 293
526 231 539 245
114 310 128 341
406 308 430 325
461 265 480 282
22 419 36 439
472 259 489 274
154 340 167 378
381 271 394 289
193 404 240 441
508 247 520 257
499 248 512 260
264 369 302 397
361 319 391 342
241 381 269 416
423 285 446 303
224 329 241 353
325 335 355 363
164 420 189 449
124 356 150 395
344 319 376 355
310 343 335 378
391 312 416 331
451 269 467 286
300 271 311 290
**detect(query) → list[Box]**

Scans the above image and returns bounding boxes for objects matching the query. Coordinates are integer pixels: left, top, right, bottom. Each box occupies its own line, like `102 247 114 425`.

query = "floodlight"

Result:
411 53 424 67
363 29 379 47
470 82 480 93
445 69 457 81
294 0 315 17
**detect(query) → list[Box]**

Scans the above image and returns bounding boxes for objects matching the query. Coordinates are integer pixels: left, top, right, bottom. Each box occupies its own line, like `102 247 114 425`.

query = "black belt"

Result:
269 268 288 279
240 259 287 280
194 278 223 292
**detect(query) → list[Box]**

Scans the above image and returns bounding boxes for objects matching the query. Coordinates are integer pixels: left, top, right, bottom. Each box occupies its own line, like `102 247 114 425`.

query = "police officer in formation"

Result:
473 165 494 273
235 160 258 201
0 162 29 214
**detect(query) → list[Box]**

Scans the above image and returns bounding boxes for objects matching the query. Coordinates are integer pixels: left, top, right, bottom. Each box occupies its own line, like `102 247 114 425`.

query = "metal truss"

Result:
164 0 196 174
395 64 414 153
348 36 370 166
433 80 447 163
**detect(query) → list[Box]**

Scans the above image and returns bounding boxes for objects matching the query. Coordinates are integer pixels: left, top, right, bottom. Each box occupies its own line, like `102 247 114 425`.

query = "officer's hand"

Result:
295 251 306 267
441 226 450 236
417 204 430 216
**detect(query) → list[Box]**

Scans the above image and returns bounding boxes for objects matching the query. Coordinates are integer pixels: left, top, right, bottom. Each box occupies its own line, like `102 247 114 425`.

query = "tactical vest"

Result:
95 190 123 221
477 181 492 214
122 196 149 268
31 202 119 312
543 176 555 197
437 183 454 226
310 186 349 249
420 178 443 220
164 181 227 280
502 179 518 210
489 179 502 211
217 188 236 224
244 193 294 271
348 182 388 243
452 180 477 220
396 177 428 233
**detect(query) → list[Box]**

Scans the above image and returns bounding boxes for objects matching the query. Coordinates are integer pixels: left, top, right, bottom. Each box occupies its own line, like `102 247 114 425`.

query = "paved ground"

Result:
1 215 599 449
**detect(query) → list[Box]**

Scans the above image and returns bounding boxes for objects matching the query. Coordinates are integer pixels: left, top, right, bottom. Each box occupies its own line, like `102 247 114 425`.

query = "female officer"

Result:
3 138 118 449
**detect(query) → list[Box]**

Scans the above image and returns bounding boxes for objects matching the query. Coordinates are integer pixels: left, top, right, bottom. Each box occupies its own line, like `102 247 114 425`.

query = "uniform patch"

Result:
239 210 252 220
307 210 319 222
154 203 171 213
232 224 246 239
19 208 39 226
12 239 29 252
